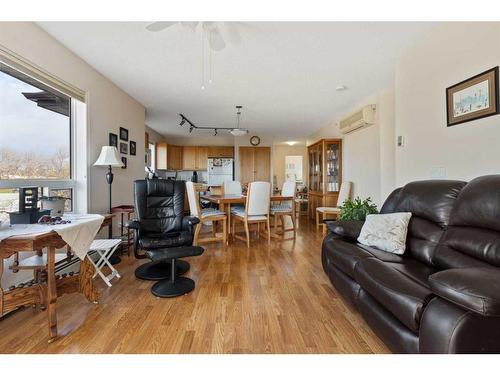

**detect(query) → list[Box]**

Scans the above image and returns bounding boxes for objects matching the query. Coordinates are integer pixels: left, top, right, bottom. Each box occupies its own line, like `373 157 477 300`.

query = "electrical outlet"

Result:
397 135 405 147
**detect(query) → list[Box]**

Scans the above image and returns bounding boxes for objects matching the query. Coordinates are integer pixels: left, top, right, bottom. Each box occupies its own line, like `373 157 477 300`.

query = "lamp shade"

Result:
93 146 123 167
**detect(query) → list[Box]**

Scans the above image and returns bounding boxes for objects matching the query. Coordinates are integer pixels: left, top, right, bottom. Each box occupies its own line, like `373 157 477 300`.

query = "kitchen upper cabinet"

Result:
196 146 208 170
182 146 197 170
156 142 168 170
156 143 183 170
208 146 234 158
239 146 271 184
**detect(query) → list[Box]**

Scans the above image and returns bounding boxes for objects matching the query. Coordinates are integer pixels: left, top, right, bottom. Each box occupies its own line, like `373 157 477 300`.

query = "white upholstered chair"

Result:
186 181 227 245
316 181 352 232
223 180 243 196
231 181 271 247
270 181 297 238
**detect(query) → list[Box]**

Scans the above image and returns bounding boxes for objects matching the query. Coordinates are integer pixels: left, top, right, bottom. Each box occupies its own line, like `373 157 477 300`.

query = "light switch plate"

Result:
430 167 446 179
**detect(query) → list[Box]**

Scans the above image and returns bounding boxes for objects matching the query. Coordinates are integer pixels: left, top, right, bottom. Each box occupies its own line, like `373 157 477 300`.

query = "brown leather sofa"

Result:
322 175 500 353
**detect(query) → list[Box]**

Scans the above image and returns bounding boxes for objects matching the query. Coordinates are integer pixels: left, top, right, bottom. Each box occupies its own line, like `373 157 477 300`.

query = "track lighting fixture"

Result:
178 106 248 136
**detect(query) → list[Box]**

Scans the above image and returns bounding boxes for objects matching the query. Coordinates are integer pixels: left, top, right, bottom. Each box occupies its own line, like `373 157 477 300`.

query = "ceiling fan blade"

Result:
208 28 226 51
146 22 177 32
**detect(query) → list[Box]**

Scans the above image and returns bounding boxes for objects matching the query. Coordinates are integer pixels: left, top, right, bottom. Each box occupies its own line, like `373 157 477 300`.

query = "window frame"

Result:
0 60 76 212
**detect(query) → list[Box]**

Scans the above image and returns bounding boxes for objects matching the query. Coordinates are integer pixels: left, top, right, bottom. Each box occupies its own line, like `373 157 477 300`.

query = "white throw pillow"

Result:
357 213 412 255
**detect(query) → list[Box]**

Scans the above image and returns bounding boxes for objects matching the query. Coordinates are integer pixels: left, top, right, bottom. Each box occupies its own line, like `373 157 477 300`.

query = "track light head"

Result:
179 118 186 126
214 129 218 136
189 126 194 133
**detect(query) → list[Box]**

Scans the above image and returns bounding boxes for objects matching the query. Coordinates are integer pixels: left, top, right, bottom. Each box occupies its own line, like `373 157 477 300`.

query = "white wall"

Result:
395 22 500 185
307 89 395 207
0 22 146 214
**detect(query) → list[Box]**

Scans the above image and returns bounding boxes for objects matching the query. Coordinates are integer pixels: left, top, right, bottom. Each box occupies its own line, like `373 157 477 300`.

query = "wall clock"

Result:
250 136 261 146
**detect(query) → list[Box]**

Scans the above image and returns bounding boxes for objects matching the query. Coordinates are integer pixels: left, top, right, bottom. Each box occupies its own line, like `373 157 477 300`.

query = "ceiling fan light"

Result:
230 129 248 136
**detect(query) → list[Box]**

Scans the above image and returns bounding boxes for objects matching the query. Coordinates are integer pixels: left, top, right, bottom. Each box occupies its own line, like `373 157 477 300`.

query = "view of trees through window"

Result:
0 63 71 180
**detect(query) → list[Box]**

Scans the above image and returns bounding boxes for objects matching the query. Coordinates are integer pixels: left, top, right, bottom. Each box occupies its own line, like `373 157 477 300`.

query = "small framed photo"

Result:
119 127 129 141
109 133 118 147
121 157 127 169
446 67 499 126
130 140 136 156
120 142 128 154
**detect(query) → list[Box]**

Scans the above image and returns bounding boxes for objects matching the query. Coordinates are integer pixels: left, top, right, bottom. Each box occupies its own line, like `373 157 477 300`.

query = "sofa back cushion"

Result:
380 180 466 266
433 175 500 269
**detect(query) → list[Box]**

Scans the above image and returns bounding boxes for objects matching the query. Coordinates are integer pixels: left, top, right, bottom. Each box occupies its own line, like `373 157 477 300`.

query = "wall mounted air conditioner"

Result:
338 104 376 134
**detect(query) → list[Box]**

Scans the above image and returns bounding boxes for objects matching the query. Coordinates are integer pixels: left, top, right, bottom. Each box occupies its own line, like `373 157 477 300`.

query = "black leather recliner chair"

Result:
126 179 204 297
322 175 500 353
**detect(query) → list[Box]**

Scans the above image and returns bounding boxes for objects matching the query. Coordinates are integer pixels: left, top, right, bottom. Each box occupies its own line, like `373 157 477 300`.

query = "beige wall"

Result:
395 22 500 185
146 125 164 145
272 145 307 188
0 22 146 214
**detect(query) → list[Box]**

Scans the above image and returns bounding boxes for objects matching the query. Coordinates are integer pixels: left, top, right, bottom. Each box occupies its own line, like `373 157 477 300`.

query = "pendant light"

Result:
230 106 248 136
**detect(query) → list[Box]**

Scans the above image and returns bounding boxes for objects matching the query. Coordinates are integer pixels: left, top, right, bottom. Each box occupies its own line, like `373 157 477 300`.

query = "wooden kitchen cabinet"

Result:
238 146 271 184
208 146 234 158
156 143 183 170
196 146 208 170
182 146 197 170
182 146 208 170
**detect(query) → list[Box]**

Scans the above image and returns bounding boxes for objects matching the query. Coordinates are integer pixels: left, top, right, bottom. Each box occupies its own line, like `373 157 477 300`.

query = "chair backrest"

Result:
281 181 296 209
133 179 185 235
337 181 352 207
223 180 242 196
185 181 201 217
246 181 271 216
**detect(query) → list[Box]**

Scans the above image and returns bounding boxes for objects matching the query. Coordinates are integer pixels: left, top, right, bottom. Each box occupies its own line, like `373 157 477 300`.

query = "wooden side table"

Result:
111 205 135 257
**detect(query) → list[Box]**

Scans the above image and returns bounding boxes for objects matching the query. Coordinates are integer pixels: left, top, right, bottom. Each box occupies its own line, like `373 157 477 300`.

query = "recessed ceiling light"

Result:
286 141 297 146
335 85 347 91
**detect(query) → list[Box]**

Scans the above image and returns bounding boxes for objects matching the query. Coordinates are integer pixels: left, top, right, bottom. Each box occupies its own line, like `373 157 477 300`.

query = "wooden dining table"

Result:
0 214 112 343
201 194 294 234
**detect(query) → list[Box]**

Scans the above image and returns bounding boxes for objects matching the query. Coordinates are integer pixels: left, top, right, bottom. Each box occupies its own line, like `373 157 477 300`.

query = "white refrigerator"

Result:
208 158 234 185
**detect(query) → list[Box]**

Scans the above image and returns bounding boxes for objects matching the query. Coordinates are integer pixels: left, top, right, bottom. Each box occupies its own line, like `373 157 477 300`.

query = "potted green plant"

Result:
338 197 378 221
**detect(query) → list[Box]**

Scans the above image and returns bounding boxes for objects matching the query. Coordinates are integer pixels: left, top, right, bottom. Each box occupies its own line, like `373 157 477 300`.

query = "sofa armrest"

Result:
429 267 500 317
182 216 200 233
326 220 364 241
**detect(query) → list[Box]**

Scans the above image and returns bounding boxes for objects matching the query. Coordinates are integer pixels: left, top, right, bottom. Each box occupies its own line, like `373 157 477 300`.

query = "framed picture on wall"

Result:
121 157 127 169
446 66 499 126
119 126 129 141
130 141 136 155
109 133 118 147
120 142 128 154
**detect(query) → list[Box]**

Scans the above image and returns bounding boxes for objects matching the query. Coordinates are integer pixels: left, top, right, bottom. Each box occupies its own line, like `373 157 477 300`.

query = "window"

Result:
0 62 75 220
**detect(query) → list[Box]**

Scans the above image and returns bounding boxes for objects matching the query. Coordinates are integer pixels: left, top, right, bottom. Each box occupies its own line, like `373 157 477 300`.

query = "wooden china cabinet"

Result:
307 138 343 219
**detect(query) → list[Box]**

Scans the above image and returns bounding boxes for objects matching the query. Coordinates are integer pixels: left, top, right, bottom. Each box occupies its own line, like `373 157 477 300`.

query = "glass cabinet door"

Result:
326 142 340 192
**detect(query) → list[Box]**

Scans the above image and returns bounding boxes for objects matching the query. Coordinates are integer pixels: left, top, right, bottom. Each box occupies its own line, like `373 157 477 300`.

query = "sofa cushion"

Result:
380 180 466 267
323 237 404 278
387 258 437 288
429 267 500 317
354 258 434 332
326 220 364 241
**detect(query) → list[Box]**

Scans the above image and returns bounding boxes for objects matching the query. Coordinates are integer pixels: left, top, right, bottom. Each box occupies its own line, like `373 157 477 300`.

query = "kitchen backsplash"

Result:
157 170 208 183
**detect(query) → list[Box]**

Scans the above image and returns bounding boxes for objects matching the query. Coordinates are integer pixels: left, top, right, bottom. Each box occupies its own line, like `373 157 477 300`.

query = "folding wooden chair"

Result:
88 239 122 287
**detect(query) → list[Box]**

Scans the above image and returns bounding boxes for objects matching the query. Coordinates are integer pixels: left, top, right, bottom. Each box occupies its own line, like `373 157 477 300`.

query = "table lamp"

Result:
93 146 123 239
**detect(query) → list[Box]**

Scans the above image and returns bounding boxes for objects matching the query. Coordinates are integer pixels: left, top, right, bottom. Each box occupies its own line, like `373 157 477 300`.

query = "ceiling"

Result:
38 22 436 141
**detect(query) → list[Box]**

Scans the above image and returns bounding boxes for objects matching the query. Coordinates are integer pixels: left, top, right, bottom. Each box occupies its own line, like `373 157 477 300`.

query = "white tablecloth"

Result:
0 214 105 259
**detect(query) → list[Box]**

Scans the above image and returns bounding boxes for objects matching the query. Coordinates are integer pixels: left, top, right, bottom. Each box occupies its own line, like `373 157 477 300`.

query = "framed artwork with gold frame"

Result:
446 67 499 126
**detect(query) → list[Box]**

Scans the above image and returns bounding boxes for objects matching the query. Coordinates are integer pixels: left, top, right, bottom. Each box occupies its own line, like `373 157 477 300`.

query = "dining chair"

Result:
316 181 352 233
186 181 227 245
270 180 297 238
223 180 243 196
231 181 271 248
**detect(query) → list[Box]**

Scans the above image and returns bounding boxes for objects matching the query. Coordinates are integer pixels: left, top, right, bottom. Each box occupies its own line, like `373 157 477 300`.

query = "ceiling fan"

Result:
146 21 227 51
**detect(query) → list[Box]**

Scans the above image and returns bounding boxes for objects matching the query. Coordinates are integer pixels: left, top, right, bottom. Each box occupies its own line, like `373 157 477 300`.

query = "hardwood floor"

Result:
0 217 389 354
